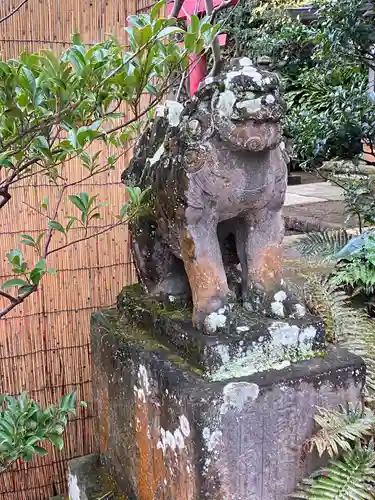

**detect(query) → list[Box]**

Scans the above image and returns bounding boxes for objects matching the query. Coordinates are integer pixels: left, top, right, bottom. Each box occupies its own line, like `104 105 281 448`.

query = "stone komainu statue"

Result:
122 57 300 328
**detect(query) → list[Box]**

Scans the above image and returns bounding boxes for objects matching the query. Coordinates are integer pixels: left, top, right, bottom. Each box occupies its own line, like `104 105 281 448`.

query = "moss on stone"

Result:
118 284 192 322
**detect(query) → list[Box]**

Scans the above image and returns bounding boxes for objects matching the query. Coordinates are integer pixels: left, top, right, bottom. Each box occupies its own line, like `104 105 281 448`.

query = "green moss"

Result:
118 283 192 322
97 306 203 376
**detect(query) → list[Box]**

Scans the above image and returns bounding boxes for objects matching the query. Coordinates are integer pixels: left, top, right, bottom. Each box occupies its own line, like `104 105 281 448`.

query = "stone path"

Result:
283 181 359 232
282 182 347 283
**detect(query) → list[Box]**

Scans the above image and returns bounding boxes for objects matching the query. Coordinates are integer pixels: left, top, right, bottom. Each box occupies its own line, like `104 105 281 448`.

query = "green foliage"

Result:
305 405 375 458
340 175 375 229
297 235 375 393
331 259 375 296
0 392 83 472
0 3 220 316
224 0 372 168
296 229 351 262
292 441 375 499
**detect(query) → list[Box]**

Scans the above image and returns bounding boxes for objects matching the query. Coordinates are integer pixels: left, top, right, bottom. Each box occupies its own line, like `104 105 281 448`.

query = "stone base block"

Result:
91 288 365 500
67 454 124 500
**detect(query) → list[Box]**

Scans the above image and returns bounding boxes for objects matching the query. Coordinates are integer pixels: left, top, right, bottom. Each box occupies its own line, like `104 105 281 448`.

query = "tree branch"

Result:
43 187 66 258
169 0 185 18
0 286 35 318
205 0 222 77
211 0 232 21
46 221 123 256
0 290 19 304
0 0 28 24
0 186 11 209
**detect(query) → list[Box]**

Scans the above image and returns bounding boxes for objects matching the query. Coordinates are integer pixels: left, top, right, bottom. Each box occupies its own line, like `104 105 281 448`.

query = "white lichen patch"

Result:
274 291 287 302
221 381 259 414
216 344 230 364
236 325 250 333
149 144 164 166
210 321 317 382
294 303 306 318
138 364 150 395
174 428 185 450
269 322 299 346
204 311 227 333
242 66 263 84
157 415 191 455
216 90 236 118
68 472 80 500
270 292 287 318
165 100 183 127
202 427 223 451
236 98 262 113
239 57 253 67
271 301 285 318
179 415 190 437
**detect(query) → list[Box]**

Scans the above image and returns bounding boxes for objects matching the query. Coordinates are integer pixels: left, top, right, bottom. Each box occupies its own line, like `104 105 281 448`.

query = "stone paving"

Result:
283 181 360 232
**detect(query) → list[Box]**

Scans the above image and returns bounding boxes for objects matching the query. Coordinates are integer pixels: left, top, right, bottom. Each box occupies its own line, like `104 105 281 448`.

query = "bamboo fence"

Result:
0 0 156 498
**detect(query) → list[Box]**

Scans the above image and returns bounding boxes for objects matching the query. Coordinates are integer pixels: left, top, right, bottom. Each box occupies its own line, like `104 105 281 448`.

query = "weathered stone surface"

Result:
91 300 365 500
117 285 325 380
68 454 125 500
122 58 300 328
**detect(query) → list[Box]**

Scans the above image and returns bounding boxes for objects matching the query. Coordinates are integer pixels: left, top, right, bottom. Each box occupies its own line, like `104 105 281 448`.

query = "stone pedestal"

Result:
90 285 365 500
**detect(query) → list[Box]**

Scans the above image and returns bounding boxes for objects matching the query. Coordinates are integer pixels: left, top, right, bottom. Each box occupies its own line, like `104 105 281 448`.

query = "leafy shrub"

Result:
0 392 84 472
224 0 372 168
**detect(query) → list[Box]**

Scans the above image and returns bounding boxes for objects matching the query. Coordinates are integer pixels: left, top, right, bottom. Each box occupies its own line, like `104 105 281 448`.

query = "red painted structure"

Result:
167 0 237 95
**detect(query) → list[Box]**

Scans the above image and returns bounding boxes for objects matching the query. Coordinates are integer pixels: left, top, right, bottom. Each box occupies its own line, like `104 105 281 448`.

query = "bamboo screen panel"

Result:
0 0 154 497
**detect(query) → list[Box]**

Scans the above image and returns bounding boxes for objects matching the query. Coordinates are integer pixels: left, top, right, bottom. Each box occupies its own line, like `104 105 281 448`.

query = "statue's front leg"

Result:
180 214 230 329
238 206 304 319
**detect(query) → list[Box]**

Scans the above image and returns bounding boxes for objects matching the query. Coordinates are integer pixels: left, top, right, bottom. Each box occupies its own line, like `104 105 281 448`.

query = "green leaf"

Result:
80 401 88 408
35 232 45 248
65 216 78 233
18 285 35 295
6 249 23 266
33 446 48 457
47 433 64 451
156 27 184 40
47 268 57 276
119 203 129 219
34 259 46 271
30 268 45 285
48 220 65 234
150 0 166 20
20 234 35 243
41 197 49 209
68 195 86 212
2 278 29 289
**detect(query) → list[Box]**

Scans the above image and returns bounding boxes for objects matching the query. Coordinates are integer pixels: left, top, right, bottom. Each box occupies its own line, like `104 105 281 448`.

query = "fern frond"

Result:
292 442 375 499
302 275 375 396
296 230 352 262
305 405 375 458
331 260 375 295
303 275 350 342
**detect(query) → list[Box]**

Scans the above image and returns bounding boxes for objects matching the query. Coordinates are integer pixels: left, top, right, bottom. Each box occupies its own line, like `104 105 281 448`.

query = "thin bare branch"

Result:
46 221 123 256
43 188 66 258
0 187 11 209
211 0 232 20
0 287 35 319
205 0 222 77
0 0 28 24
22 201 52 220
169 0 185 18
0 290 18 304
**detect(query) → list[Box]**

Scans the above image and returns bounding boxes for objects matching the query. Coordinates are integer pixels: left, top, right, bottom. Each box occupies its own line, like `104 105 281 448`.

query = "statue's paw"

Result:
269 290 307 319
193 298 231 333
244 288 307 320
